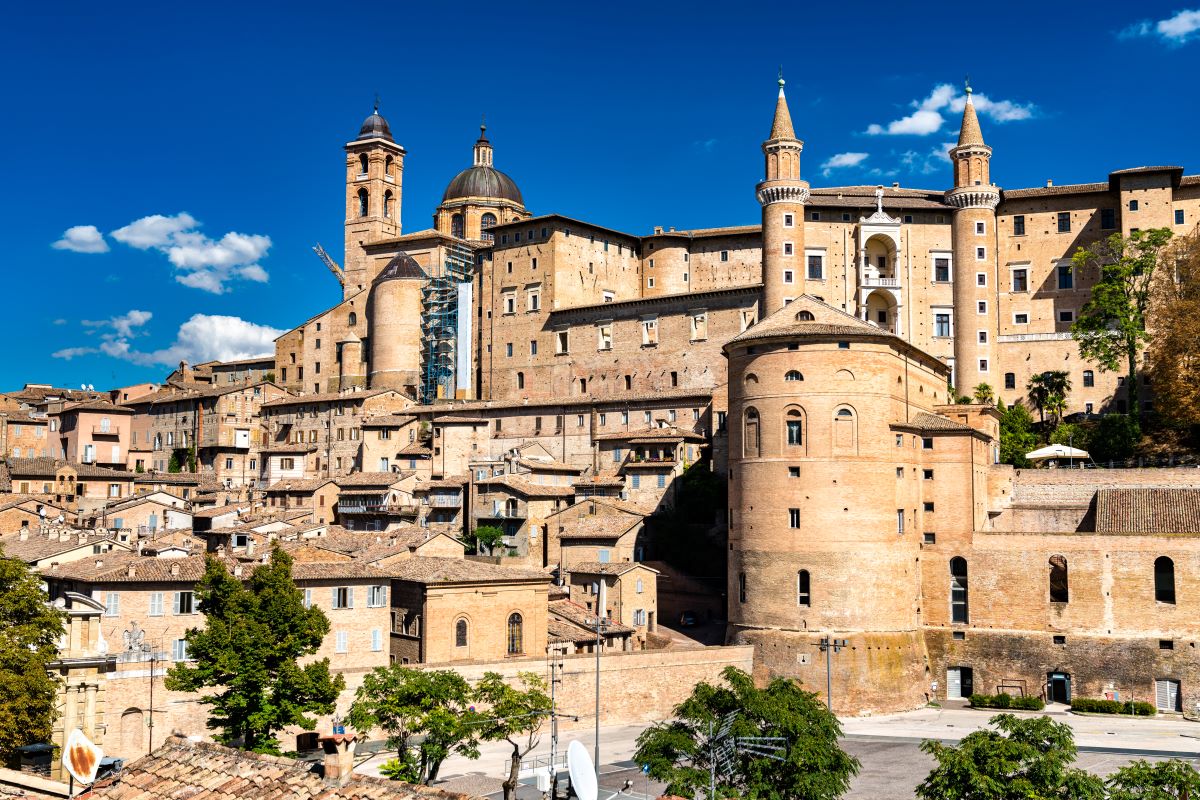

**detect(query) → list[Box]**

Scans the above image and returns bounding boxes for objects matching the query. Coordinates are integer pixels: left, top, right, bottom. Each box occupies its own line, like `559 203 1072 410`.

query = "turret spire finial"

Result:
374 92 380 114
964 76 972 101
480 113 487 137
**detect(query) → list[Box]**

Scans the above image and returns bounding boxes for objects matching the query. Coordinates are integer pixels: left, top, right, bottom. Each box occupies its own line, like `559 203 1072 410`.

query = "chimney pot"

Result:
892 182 900 189
319 734 361 786
127 564 136 578
170 562 180 576
95 559 103 568
1046 179 1054 187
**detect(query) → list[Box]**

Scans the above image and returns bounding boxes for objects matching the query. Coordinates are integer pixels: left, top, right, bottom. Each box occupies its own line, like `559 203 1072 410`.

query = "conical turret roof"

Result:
957 91 985 147
769 78 796 140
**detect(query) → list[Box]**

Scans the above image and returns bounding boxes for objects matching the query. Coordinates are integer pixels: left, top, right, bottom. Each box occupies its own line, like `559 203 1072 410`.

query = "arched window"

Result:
358 154 368 175
383 190 393 218
797 310 816 321
516 372 525 390
1083 370 1094 388
348 312 357 327
451 214 465 239
357 188 369 218
506 612 523 655
785 409 803 447
743 407 760 458
1155 556 1176 604
579 378 587 393
384 154 393 176
505 498 518 517
797 570 811 606
1049 554 1069 603
455 618 468 648
481 212 497 242
836 408 853 417
785 370 803 382
950 557 969 623
744 373 759 385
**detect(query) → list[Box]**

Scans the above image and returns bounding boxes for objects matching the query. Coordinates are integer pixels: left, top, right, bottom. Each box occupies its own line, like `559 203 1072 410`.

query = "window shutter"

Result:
331 587 338 607
347 587 354 608
173 592 181 615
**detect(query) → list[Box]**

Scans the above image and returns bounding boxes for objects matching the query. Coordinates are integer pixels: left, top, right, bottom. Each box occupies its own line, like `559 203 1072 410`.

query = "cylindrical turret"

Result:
367 253 426 397
338 332 365 391
757 77 809 315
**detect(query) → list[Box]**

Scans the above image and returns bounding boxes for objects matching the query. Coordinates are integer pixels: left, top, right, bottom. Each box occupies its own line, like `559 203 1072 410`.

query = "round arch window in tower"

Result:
357 188 369 218
481 212 498 242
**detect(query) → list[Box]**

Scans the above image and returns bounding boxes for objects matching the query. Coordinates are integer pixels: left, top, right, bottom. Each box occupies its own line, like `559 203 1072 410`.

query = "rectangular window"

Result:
597 323 613 350
978 330 988 344
810 211 821 221
104 592 119 617
924 502 935 512
1057 212 1071 232
335 631 348 653
1101 208 1116 229
172 639 189 662
1014 313 1029 324
149 591 164 616
530 340 538 355
784 213 794 227
922 437 934 450
934 313 951 338
503 294 515 314
783 269 794 284
975 221 985 235
1129 199 1139 211
371 629 383 652
978 359 988 372
1176 209 1186 225
976 246 986 261
1057 264 1073 290
924 469 934 480
976 272 987 287
1058 310 1074 323
368 585 387 607
924 532 936 544
1012 268 1028 292
788 508 800 528
1013 215 1025 236
720 250 729 262
332 587 353 609
641 317 659 346
631 474 640 489
173 591 194 615
657 473 666 488
977 300 987 315
528 290 540 312
934 257 950 282
1004 372 1016 389
807 254 824 280
788 466 800 478
783 242 794 256
896 509 905 534
787 420 803 445
556 329 569 354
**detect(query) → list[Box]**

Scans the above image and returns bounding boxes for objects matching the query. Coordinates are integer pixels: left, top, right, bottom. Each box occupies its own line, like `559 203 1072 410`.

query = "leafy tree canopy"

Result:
0 553 66 762
998 401 1039 468
1107 758 1200 800
165 546 344 754
635 666 859 800
468 525 506 555
916 713 1103 800
348 666 480 784
473 671 552 800
1148 227 1200 428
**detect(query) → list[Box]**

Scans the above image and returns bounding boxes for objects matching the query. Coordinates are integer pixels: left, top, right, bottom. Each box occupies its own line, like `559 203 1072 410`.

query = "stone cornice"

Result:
756 184 810 206
944 187 1000 210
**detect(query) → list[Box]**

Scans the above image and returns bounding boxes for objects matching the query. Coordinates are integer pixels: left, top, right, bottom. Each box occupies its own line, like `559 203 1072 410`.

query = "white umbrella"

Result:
1026 444 1090 461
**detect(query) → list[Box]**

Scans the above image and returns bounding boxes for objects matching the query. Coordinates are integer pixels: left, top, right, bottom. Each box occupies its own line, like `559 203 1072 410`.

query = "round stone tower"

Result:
367 251 426 397
756 75 809 316
946 83 1000 395
337 331 365 390
725 296 953 713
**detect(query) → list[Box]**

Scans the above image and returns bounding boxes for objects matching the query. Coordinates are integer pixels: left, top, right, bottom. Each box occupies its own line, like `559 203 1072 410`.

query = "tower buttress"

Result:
344 104 406 299
945 82 999 394
756 75 809 315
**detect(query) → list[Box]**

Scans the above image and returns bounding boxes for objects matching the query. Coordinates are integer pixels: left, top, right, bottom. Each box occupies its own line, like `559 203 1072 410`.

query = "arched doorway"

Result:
865 290 898 333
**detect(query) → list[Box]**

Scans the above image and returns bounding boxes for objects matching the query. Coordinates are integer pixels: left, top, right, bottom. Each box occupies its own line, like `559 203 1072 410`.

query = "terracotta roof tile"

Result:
565 560 656 576
385 556 549 584
1096 488 1200 533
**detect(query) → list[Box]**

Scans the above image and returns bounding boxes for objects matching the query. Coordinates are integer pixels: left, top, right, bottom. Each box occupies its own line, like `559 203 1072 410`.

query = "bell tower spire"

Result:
756 72 809 315
945 78 1000 394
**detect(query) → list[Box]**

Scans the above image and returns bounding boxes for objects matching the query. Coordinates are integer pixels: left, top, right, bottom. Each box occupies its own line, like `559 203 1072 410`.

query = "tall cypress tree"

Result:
166 546 344 754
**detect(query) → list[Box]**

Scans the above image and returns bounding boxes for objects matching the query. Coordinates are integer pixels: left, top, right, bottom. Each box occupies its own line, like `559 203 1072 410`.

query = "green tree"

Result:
467 525 506 555
973 383 996 405
473 671 552 800
347 666 480 784
916 713 1103 800
1026 371 1071 426
1107 758 1200 799
635 666 859 800
998 401 1039 468
165 547 345 754
1089 414 1140 463
1049 422 1086 450
0 553 66 763
1072 228 1174 426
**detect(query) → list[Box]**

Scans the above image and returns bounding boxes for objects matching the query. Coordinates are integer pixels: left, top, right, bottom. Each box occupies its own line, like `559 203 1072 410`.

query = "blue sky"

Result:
3 1 1199 391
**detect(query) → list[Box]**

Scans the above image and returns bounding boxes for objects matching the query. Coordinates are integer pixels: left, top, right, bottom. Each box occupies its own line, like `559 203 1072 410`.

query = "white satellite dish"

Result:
61 727 104 785
567 740 597 800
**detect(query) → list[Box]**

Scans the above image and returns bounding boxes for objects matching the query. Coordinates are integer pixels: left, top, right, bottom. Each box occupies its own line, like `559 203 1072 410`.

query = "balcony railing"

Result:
427 495 462 508
92 426 121 436
861 276 900 288
339 502 419 516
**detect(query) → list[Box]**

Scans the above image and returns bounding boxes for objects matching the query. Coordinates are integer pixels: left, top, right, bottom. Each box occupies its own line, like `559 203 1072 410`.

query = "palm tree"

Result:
1027 371 1073 425
973 383 995 405
1027 373 1051 424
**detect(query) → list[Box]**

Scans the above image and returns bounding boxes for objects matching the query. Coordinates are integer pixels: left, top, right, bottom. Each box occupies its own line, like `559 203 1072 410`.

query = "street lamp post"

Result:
818 638 848 711
588 613 612 789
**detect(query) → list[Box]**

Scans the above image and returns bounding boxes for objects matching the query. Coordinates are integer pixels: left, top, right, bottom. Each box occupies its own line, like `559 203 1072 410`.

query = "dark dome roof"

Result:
374 252 426 283
357 110 393 142
441 165 523 204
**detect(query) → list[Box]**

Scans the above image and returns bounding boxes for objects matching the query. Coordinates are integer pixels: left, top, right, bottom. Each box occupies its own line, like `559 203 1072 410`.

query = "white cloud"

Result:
1122 8 1200 42
108 212 271 294
820 152 870 176
52 225 109 254
899 142 957 175
865 83 1035 136
54 312 283 367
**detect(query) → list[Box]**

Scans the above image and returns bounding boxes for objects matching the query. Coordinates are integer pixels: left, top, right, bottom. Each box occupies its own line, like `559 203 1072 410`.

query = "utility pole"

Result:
548 647 563 799
589 612 612 790
818 637 848 712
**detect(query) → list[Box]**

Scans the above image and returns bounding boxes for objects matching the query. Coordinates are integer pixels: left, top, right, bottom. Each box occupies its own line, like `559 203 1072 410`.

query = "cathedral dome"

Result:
441 165 523 204
357 108 393 142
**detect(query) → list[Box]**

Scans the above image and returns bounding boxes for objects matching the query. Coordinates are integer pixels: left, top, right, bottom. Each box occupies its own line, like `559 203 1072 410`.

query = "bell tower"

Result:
344 104 405 299
756 74 809 316
945 81 999 394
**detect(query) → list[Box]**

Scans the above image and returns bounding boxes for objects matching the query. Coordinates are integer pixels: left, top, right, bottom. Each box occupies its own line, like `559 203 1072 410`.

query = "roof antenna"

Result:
374 92 380 113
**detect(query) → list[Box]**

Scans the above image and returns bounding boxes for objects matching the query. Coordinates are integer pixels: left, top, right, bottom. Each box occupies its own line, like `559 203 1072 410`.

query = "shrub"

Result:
970 692 1045 710
1070 697 1156 716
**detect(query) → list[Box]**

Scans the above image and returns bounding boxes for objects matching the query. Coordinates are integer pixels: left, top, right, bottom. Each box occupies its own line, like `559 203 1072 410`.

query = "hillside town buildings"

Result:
4 77 1200 783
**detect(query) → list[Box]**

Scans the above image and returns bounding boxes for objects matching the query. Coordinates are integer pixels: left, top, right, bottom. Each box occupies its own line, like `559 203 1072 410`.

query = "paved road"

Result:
356 705 1200 798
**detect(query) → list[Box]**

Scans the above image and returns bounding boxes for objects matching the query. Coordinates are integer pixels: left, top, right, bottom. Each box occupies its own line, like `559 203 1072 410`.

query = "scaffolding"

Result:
420 243 475 404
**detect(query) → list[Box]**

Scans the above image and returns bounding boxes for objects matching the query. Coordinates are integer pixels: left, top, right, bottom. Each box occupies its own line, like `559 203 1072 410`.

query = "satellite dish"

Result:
61 728 104 785
567 740 597 800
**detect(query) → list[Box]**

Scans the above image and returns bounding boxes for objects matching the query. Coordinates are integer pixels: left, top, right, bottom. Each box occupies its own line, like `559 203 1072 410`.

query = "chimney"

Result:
19 529 28 541
170 562 180 577
234 564 243 578
892 182 900 189
1046 179 1054 187
95 559 104 569
653 226 663 235
319 734 361 785
246 539 256 557
127 563 136 578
